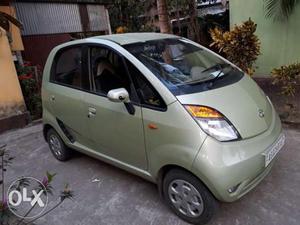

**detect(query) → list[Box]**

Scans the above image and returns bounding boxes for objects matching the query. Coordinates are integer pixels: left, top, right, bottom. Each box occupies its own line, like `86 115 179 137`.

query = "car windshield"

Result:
124 38 244 96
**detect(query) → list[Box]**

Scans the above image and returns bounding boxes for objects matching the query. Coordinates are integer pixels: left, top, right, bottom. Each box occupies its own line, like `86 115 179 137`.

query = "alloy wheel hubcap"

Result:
49 135 62 157
168 179 204 218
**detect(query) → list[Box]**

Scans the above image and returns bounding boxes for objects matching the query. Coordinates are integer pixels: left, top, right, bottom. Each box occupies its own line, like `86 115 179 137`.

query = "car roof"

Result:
88 32 179 45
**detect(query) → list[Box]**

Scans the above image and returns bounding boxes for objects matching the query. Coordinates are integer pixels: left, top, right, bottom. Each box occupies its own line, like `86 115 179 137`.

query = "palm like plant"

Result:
264 0 299 20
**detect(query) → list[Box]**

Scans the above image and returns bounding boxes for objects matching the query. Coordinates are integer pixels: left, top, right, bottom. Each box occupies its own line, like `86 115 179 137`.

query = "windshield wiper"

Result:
208 64 226 88
201 63 228 73
181 63 228 86
182 76 212 86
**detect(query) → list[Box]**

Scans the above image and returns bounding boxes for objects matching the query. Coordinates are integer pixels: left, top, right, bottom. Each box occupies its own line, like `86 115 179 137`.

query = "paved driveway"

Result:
0 124 299 225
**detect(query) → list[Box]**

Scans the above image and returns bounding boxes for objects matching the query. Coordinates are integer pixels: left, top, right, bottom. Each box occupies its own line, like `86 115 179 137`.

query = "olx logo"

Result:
7 177 48 219
8 188 45 207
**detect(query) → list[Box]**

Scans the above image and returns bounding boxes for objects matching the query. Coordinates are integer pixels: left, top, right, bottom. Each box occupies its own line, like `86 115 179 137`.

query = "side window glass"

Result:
126 59 166 109
52 47 89 90
90 47 132 96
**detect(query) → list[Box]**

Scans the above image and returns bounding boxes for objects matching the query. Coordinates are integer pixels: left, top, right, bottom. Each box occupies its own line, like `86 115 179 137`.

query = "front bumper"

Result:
191 110 283 202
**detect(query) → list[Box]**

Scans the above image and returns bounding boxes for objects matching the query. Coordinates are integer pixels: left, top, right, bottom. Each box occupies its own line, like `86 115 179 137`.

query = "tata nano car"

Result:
42 33 285 224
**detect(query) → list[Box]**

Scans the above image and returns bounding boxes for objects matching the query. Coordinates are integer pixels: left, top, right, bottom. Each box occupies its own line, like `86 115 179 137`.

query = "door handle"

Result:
50 95 55 102
88 107 96 118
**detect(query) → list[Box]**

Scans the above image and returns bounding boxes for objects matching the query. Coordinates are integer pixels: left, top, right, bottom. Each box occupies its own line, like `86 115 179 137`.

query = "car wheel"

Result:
162 169 218 225
46 128 72 161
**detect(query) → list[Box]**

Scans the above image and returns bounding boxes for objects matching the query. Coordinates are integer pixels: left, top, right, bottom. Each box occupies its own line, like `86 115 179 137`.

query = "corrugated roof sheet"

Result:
14 2 111 35
87 4 109 32
16 0 112 4
14 2 82 35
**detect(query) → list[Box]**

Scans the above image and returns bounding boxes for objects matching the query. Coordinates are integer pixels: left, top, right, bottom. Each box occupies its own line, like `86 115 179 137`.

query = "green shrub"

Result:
272 62 300 96
209 18 261 75
16 63 42 119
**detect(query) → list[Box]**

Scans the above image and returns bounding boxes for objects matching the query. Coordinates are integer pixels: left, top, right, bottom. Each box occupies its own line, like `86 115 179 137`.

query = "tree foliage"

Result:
109 0 149 32
109 0 203 40
210 19 261 75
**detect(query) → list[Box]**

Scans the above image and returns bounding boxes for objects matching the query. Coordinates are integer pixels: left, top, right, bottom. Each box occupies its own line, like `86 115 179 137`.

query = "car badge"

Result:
258 109 265 118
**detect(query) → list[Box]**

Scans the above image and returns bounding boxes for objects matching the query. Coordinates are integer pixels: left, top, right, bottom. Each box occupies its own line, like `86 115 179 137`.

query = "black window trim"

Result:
50 42 168 112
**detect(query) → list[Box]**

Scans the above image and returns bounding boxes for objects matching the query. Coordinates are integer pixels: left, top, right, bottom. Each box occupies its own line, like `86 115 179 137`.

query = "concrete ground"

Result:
0 124 299 225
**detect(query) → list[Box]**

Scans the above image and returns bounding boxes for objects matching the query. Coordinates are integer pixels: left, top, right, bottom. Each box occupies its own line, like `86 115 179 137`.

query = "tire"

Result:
46 128 72 161
162 169 218 225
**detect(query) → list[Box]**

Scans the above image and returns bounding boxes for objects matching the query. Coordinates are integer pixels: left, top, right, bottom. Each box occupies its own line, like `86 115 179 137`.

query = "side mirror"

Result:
107 88 130 103
107 88 135 115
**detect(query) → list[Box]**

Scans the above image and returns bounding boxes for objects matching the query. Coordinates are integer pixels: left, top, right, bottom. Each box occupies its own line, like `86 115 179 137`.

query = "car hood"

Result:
176 75 273 139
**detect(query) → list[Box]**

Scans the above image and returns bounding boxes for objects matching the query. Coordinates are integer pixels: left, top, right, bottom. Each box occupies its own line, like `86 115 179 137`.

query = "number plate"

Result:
263 134 285 167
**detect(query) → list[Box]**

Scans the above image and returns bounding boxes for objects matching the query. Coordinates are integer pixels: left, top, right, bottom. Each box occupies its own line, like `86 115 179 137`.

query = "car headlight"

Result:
184 105 241 142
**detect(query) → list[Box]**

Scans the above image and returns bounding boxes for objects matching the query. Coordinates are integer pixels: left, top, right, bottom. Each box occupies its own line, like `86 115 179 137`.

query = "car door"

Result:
47 45 91 147
82 45 147 170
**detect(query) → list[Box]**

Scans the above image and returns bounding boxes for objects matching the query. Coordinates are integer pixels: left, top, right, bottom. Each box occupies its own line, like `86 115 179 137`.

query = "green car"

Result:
42 33 285 224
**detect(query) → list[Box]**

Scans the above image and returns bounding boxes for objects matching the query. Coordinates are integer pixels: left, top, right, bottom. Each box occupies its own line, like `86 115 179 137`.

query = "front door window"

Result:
89 47 133 96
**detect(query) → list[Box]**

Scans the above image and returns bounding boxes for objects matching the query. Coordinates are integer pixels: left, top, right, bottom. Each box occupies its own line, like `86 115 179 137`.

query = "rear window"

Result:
124 39 244 96
51 46 89 91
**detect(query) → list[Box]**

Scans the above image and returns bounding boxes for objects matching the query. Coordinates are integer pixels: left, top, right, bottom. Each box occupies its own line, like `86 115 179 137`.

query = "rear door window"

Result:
51 46 89 90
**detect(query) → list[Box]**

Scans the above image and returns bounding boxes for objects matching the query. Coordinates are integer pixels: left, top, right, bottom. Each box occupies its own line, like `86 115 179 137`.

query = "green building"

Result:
230 0 300 76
